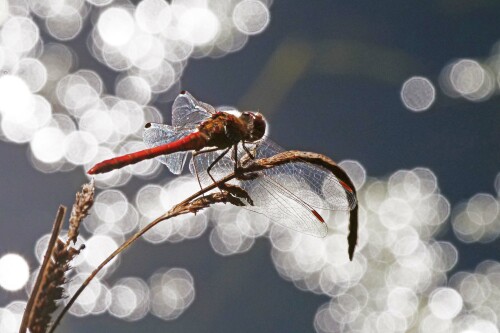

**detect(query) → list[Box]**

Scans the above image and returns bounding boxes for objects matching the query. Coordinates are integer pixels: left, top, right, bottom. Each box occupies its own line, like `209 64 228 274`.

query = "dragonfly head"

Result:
241 111 266 142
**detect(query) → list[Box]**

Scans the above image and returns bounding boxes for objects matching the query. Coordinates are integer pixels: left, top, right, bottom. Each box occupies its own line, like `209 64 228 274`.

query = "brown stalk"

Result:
20 182 95 333
19 206 66 333
47 190 243 333
48 150 358 333
67 181 95 245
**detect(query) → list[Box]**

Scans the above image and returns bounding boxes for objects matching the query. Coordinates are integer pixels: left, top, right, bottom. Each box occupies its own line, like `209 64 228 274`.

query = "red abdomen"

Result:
88 131 208 174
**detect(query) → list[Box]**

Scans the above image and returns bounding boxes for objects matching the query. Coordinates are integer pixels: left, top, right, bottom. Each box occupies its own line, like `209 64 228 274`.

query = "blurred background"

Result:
1 0 500 332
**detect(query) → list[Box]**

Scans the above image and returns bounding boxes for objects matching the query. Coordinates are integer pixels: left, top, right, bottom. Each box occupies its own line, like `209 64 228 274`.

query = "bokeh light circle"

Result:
233 0 270 35
135 0 172 34
449 59 485 95
116 75 152 105
46 8 84 41
177 7 220 46
30 126 66 163
63 130 99 165
339 160 366 190
0 74 35 123
13 58 47 93
0 254 29 291
149 267 195 320
428 287 463 320
1 16 39 53
98 7 135 47
109 277 150 321
400 76 436 112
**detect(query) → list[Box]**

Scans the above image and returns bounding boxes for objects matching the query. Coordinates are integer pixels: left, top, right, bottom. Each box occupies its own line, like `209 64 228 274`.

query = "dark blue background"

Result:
1 1 499 332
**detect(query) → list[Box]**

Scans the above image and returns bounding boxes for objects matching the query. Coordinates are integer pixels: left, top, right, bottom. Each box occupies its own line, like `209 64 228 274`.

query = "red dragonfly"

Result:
89 92 357 251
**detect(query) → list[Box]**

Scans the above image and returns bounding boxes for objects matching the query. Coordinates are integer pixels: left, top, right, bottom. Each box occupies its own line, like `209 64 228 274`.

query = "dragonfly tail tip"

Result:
87 165 100 175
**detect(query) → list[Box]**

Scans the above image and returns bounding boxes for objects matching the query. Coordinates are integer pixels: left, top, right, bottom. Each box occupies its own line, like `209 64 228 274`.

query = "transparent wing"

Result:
143 123 195 174
244 139 357 211
189 138 357 237
172 91 214 128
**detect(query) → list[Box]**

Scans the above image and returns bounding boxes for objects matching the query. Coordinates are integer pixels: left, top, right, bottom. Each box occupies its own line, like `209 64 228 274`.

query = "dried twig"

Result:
20 182 94 333
19 206 66 333
48 150 358 333
48 190 243 333
67 180 94 245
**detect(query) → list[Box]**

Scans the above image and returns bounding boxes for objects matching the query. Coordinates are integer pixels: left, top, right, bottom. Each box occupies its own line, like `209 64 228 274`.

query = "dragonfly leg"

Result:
242 142 255 159
233 142 258 175
206 147 231 187
232 143 238 172
192 147 228 193
234 143 259 181
239 142 258 167
192 147 232 194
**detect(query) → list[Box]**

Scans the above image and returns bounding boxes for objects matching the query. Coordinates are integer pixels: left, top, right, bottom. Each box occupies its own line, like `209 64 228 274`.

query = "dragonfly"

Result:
88 91 357 254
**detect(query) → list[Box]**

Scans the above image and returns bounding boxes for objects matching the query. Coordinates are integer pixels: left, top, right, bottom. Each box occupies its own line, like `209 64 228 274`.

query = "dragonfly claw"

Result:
234 166 259 181
220 184 254 206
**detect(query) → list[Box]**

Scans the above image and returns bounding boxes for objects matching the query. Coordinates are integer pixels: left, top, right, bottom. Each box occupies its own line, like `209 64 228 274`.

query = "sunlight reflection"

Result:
400 76 436 112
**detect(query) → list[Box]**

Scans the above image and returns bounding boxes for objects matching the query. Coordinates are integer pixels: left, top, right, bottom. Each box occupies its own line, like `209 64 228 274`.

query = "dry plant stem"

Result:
49 150 358 333
19 206 67 333
48 189 235 333
20 183 93 333
66 180 94 245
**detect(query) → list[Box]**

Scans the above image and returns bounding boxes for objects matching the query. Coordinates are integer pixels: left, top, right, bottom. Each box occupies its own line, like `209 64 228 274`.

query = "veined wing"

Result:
246 139 357 211
246 174 329 236
191 139 356 210
172 91 213 129
189 149 328 236
189 139 356 237
143 122 195 174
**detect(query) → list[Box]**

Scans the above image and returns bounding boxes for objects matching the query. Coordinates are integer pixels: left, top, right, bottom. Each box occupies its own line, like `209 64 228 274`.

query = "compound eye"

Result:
243 111 256 119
